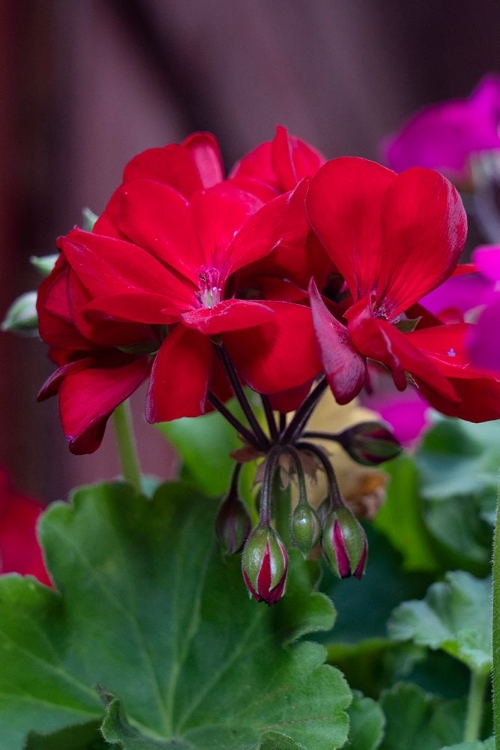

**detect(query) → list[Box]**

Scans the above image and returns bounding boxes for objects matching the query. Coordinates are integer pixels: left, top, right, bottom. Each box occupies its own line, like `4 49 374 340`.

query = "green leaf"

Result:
388 571 492 674
0 481 350 750
415 417 500 572
157 407 252 497
346 691 385 750
439 738 495 749
379 683 466 750
24 721 107 749
372 455 440 572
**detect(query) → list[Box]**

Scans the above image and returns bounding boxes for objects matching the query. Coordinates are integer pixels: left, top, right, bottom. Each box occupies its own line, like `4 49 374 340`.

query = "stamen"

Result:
196 266 222 309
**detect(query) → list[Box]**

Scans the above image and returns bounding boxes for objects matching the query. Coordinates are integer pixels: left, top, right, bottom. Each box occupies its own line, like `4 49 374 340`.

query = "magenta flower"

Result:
468 245 500 374
385 75 500 182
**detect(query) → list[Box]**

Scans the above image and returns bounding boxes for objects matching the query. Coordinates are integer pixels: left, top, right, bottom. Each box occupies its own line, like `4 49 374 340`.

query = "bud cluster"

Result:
215 442 370 605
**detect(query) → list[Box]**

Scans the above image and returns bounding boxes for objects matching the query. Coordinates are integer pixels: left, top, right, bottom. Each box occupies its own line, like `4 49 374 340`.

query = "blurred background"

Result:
2 0 500 502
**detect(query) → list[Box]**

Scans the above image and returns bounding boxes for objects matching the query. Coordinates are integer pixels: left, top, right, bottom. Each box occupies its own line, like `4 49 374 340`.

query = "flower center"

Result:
196 266 222 309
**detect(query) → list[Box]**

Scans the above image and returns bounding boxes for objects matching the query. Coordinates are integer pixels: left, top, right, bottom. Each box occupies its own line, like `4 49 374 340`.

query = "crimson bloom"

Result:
61 178 320 424
37 255 153 454
306 156 500 421
0 468 51 585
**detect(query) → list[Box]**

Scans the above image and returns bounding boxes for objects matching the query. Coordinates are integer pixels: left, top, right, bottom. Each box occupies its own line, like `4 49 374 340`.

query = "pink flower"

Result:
0 469 51 585
468 245 500 374
385 75 500 182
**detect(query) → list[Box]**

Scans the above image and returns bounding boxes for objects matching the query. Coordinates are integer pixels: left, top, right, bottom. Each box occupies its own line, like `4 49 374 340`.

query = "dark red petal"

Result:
37 358 93 400
62 229 192 310
271 125 325 190
180 299 274 335
230 141 278 186
309 279 366 404
377 167 467 315
268 379 315 413
146 326 212 422
93 187 126 239
182 132 224 188
82 293 180 325
227 180 310 277
122 144 203 198
59 354 151 454
118 180 202 282
224 301 321 394
190 184 263 271
348 303 459 401
306 157 396 301
418 373 500 422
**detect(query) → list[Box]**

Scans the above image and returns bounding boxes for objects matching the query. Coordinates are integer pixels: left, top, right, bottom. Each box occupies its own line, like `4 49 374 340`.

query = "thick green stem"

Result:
464 668 488 743
492 494 500 748
112 401 142 494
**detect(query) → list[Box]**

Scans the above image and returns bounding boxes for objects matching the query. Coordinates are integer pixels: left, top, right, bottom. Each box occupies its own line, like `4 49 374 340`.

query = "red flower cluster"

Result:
37 128 500 453
0 468 51 585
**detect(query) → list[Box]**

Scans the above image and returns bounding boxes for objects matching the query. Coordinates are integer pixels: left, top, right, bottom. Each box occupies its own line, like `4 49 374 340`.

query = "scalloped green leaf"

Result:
347 692 385 750
0 481 350 750
439 739 495 750
388 571 492 674
379 683 467 750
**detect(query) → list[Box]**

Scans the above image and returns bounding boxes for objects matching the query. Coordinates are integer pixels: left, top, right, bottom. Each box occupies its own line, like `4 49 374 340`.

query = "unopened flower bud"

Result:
30 254 59 278
1 291 38 336
322 506 367 579
215 493 251 555
242 526 288 605
291 502 321 555
338 421 402 466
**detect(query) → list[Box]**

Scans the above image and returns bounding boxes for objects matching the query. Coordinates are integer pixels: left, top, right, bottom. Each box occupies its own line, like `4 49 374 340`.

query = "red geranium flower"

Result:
60 179 320 423
0 468 51 586
37 255 153 453
306 156 500 420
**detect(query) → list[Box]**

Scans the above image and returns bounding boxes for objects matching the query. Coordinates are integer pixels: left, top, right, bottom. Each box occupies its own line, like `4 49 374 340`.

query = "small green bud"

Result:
1 291 38 336
291 502 321 554
215 491 251 555
82 206 98 232
242 525 288 605
30 254 59 278
338 421 402 466
322 506 367 580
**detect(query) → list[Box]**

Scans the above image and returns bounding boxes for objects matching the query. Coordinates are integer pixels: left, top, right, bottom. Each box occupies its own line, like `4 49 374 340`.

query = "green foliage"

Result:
157 404 255 501
416 417 500 573
378 683 467 750
388 571 492 674
0 481 350 750
439 739 495 749
346 692 385 750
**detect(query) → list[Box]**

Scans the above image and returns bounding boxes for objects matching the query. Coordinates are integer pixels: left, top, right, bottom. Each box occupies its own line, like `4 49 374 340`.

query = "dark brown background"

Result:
2 0 499 501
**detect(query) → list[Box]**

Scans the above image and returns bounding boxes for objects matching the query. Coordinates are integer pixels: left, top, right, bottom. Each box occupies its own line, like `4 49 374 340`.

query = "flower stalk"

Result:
112 400 142 495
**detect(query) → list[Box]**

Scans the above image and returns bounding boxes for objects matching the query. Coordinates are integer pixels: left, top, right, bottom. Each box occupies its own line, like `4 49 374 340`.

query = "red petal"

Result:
38 358 93 400
122 144 203 198
307 157 396 301
230 141 278 186
309 279 366 404
377 167 467 315
227 180 310 277
118 180 202 282
271 125 325 190
62 229 192 310
190 184 263 271
82 293 180 325
182 132 224 188
146 326 212 422
224 301 321 394
180 299 274 335
58 354 151 454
